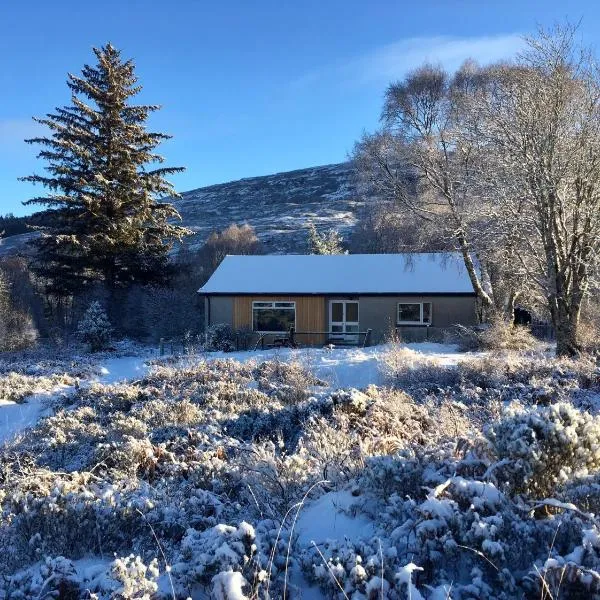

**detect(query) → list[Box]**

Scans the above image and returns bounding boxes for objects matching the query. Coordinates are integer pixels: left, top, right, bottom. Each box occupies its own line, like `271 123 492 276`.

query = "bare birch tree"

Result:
353 63 523 318
473 25 600 356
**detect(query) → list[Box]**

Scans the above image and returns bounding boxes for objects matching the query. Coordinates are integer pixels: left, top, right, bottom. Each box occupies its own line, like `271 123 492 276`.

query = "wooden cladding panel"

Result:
233 296 327 345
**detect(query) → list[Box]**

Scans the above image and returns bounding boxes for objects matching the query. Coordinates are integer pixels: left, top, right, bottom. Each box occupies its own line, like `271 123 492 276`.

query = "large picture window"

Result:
252 301 296 332
397 302 432 325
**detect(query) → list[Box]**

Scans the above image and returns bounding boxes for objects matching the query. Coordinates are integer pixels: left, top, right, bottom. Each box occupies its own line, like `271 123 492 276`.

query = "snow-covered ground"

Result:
96 355 149 384
0 394 52 445
3 341 600 599
0 343 478 447
196 342 478 389
0 354 151 446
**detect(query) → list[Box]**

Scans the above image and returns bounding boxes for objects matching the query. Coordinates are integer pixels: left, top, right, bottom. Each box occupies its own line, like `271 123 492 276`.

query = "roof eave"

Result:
199 291 477 297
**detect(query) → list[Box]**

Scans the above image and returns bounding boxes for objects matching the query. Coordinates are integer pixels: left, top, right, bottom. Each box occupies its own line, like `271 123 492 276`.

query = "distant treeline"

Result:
0 211 54 238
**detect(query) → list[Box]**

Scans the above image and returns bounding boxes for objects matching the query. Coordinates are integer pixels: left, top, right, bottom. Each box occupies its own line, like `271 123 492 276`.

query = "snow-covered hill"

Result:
0 162 363 256
173 162 362 252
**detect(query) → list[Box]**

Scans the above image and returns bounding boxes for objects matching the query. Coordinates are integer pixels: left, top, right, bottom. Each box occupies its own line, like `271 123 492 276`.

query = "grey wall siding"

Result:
208 296 234 327
205 294 477 344
358 295 477 343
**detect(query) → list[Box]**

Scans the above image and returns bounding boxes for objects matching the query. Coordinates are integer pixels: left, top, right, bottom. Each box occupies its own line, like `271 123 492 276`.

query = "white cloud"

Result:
290 33 524 90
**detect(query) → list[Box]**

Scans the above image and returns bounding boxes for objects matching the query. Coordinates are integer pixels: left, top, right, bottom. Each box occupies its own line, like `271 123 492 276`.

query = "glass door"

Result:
329 301 360 343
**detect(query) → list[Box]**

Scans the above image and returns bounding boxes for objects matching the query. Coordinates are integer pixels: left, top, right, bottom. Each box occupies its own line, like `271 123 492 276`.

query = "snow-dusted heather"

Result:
1 343 600 598
0 343 153 446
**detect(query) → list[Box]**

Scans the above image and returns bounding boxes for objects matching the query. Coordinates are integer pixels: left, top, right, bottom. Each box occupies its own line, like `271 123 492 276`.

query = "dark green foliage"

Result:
21 43 188 297
0 211 56 239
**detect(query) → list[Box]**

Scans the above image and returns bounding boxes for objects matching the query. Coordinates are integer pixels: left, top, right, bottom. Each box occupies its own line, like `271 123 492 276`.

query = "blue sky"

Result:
1 1 599 216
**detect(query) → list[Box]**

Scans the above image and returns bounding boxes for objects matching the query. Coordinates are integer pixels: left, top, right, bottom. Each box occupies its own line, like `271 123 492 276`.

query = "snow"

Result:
0 343 473 448
0 354 150 446
199 253 475 294
198 342 474 389
295 490 376 547
212 570 249 600
0 394 51 445
395 563 425 600
95 356 149 384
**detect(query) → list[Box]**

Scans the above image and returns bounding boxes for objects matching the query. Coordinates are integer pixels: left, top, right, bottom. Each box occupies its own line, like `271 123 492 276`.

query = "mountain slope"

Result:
0 162 362 256
174 162 362 252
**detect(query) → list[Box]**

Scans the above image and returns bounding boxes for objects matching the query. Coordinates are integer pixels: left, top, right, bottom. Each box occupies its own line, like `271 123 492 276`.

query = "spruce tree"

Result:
21 43 187 298
306 222 346 255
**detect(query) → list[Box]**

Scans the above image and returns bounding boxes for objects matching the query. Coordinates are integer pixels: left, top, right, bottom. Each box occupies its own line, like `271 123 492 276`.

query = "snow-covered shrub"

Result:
381 344 461 390
562 472 600 514
204 323 236 352
3 347 600 598
485 402 600 497
358 441 464 501
103 555 159 599
450 319 538 352
342 452 594 597
1 556 80 599
172 521 274 597
0 347 101 378
522 526 600 599
253 359 326 403
0 304 37 353
0 371 75 403
77 301 112 352
301 536 402 597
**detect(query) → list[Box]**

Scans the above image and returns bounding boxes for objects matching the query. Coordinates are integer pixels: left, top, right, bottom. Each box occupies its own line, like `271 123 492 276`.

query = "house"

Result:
198 253 478 345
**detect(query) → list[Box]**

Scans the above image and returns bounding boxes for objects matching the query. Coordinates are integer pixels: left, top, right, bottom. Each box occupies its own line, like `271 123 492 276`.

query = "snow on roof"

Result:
198 253 475 295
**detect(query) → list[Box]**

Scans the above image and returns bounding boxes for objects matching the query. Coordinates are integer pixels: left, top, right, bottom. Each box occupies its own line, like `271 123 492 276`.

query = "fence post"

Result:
289 326 295 347
363 329 372 347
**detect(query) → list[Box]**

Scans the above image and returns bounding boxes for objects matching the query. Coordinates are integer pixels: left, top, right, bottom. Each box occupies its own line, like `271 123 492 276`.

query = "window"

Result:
397 302 432 325
252 301 296 332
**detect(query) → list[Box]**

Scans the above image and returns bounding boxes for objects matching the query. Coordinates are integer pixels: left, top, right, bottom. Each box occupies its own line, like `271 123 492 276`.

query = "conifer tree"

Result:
306 222 346 255
21 43 188 298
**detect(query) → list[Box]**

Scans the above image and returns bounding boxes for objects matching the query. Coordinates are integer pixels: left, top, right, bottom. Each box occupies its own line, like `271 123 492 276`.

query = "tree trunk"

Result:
504 290 518 325
456 231 494 313
554 297 582 357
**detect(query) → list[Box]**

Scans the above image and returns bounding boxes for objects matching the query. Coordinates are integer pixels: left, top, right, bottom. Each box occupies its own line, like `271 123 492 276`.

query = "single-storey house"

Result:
198 253 478 345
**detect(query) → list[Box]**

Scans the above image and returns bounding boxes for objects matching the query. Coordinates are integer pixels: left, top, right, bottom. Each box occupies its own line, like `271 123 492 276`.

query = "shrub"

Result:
76 301 112 352
204 323 236 352
0 272 37 352
0 372 76 403
253 359 326 403
380 343 460 390
450 319 538 352
104 554 160 599
485 402 600 497
1 556 81 599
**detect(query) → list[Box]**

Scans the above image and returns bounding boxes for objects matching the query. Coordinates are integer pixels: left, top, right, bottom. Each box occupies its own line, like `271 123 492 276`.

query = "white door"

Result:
329 301 360 343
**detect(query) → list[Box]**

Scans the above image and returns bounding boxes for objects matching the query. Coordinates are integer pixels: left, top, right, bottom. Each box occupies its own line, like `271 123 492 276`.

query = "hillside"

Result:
0 162 363 256
174 162 361 252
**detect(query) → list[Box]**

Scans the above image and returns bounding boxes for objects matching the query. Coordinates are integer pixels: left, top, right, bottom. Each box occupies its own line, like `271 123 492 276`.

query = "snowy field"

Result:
177 342 476 389
1 341 600 599
0 343 466 445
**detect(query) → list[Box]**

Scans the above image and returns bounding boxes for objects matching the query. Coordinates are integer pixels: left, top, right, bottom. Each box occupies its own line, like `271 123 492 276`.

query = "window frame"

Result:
397 302 432 326
252 301 297 333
